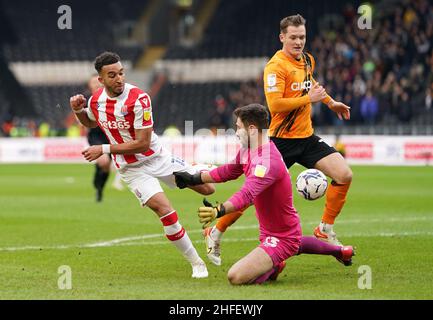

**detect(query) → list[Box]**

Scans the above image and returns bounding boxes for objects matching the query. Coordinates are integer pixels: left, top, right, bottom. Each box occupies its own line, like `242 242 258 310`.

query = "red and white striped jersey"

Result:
86 83 162 169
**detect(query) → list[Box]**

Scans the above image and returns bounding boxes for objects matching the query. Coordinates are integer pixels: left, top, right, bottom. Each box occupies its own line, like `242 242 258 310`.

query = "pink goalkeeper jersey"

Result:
86 83 162 169
209 141 301 239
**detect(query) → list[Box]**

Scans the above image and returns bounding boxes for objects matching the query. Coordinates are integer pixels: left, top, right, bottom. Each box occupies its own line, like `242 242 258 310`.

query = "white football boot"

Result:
314 222 343 246
191 258 208 279
203 227 222 266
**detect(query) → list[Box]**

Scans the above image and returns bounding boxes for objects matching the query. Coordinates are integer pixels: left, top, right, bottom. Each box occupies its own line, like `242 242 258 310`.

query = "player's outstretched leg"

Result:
314 153 353 245
147 193 208 278
298 236 355 266
203 210 243 266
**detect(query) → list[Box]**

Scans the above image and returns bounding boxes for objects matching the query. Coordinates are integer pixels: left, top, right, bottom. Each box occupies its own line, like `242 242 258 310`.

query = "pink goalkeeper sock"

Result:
253 267 277 284
298 236 342 259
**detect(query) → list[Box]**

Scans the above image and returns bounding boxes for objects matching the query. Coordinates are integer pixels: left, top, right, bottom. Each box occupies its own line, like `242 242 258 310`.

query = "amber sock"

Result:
216 210 244 233
321 181 351 224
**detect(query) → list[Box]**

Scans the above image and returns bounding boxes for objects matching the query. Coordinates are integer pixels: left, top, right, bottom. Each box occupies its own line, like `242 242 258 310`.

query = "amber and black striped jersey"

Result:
264 50 331 139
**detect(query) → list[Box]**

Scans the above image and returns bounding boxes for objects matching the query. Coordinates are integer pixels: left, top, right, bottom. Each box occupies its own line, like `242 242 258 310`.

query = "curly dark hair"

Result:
94 51 121 73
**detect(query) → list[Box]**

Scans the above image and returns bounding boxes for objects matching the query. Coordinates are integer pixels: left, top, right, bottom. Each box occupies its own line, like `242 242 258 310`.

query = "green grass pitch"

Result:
0 164 432 299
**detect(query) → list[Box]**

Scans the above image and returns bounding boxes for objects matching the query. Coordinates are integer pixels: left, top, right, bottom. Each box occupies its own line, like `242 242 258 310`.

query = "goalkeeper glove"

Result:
198 198 226 229
173 171 203 189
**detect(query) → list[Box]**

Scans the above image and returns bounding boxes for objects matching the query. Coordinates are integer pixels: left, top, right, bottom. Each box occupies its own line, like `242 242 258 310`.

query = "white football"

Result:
296 169 328 200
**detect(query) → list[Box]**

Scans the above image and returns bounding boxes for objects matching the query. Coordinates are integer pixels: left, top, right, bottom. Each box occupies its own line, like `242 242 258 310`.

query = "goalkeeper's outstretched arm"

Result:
174 162 244 189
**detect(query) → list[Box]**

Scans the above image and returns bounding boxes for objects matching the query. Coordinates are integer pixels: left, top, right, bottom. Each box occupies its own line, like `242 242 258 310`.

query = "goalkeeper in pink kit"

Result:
175 104 354 285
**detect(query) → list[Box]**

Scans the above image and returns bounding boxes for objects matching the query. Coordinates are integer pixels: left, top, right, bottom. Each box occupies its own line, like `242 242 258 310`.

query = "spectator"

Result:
398 92 413 122
425 85 432 110
360 90 379 125
208 95 232 135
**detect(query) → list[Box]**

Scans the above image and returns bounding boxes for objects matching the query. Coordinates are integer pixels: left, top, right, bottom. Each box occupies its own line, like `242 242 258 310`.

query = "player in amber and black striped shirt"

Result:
261 15 352 246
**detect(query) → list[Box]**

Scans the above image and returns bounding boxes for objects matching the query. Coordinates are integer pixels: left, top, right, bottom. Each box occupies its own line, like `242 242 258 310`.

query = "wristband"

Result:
216 204 226 218
73 108 85 114
192 172 203 185
102 144 111 154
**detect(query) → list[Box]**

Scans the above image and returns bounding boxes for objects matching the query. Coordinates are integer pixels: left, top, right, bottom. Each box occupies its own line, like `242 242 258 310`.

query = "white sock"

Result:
160 211 201 264
320 221 334 233
210 226 224 241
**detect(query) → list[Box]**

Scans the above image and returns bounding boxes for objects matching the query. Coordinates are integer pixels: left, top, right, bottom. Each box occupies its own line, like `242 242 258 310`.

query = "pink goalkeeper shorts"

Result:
259 231 302 267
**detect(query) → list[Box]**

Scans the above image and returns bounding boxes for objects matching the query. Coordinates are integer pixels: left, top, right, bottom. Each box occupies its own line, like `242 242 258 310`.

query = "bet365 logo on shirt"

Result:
100 120 131 130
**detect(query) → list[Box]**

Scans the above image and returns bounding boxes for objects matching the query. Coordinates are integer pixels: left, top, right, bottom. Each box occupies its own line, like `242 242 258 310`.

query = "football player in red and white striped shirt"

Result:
70 52 213 278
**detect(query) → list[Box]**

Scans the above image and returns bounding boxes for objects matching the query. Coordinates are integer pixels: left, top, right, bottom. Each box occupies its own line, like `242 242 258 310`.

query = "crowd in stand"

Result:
0 114 85 138
312 0 433 126
212 0 433 129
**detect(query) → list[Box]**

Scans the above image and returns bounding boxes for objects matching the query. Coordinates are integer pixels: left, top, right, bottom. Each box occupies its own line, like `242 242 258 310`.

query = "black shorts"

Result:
87 127 109 146
270 134 337 169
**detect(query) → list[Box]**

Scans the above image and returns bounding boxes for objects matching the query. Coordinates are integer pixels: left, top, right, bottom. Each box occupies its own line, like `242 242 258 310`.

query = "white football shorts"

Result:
118 147 198 206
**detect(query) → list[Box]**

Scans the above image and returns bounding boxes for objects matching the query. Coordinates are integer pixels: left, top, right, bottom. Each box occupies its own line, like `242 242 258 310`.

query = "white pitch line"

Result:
1 215 432 252
82 233 163 248
0 233 167 252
